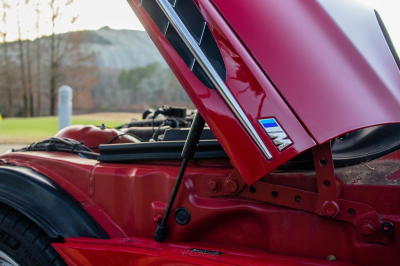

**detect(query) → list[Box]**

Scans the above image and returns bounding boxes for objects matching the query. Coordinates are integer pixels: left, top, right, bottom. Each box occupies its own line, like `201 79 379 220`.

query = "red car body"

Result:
1 0 400 265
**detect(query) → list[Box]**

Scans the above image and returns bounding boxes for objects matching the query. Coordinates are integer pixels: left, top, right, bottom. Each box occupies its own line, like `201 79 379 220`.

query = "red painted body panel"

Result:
127 0 316 184
2 150 400 265
53 237 358 266
211 0 400 144
0 151 127 238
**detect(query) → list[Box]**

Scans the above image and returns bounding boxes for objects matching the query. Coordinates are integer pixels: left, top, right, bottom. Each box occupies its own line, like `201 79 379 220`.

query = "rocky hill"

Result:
1 27 167 70
82 27 167 69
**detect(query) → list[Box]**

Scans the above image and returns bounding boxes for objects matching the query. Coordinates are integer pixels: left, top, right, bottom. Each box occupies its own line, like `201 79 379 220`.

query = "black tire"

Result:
0 203 67 266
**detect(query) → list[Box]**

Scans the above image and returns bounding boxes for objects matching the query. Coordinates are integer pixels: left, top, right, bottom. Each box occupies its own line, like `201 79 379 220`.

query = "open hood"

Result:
127 0 400 185
212 0 400 144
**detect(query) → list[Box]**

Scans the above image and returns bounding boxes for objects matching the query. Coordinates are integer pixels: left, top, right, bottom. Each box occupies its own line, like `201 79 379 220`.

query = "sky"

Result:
1 0 399 53
56 0 400 55
360 0 400 53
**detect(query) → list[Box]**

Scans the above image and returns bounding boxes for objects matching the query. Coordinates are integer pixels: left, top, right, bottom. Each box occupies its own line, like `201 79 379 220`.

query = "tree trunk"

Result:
3 35 13 117
2 0 13 117
36 37 42 117
50 31 57 116
18 38 30 117
35 6 42 117
50 69 57 116
17 3 30 117
26 40 34 116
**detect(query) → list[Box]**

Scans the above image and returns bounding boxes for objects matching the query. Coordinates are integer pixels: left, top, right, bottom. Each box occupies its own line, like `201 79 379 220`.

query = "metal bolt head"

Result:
224 179 239 193
207 178 220 193
358 221 377 238
361 223 375 236
322 201 339 217
207 180 218 191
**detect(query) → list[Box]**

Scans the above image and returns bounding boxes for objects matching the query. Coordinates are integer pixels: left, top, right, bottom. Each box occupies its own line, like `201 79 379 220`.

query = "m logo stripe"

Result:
258 118 293 152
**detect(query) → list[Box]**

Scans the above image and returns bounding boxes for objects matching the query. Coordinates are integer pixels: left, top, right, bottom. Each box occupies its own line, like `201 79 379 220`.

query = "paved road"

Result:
0 145 25 154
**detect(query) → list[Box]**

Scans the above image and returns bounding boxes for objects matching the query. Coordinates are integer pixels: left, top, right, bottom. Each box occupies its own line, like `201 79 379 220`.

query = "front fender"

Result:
0 166 109 239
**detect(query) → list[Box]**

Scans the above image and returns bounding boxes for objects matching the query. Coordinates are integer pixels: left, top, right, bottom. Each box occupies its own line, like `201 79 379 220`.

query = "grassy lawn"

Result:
0 113 139 144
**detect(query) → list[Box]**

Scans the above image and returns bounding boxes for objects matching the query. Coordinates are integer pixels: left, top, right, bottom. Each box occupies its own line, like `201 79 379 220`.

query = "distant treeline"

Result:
0 0 98 118
0 1 192 118
117 62 191 108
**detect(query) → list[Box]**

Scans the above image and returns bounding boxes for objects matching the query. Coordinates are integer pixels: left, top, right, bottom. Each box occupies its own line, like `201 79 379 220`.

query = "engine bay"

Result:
13 105 400 173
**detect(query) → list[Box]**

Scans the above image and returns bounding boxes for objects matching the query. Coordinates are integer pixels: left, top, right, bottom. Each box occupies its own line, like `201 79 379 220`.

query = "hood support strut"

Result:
154 112 205 242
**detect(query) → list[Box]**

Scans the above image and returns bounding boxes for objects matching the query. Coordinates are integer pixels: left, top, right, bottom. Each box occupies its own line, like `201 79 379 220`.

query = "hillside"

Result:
82 27 167 69
0 27 191 115
1 27 167 70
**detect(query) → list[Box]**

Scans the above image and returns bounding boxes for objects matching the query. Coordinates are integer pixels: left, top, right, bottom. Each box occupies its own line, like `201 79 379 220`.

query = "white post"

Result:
58 86 73 131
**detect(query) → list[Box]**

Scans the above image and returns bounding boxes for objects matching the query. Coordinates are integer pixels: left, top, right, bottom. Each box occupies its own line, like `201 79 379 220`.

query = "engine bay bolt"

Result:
362 223 375 236
225 179 239 193
322 201 339 217
207 178 221 192
208 180 218 191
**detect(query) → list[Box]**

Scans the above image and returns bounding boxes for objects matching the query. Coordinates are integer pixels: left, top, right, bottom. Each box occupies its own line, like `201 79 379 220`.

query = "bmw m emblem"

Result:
258 118 293 152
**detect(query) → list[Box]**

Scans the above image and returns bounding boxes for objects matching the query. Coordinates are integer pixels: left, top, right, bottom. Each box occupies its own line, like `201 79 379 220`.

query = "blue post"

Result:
58 86 73 131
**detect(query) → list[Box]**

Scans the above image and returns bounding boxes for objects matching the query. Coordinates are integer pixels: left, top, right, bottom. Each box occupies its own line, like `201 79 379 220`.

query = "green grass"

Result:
0 116 128 144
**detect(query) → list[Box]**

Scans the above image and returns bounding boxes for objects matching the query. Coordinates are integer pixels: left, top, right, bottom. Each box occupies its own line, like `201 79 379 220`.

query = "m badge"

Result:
258 118 293 152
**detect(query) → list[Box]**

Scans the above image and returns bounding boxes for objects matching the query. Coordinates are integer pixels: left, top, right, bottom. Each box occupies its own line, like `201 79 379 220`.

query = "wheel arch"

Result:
0 166 109 239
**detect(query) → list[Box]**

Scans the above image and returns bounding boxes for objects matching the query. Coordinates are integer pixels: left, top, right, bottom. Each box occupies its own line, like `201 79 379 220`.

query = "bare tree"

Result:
49 0 58 116
1 0 13 117
35 5 42 116
26 40 34 116
17 0 30 117
25 0 34 116
48 0 77 115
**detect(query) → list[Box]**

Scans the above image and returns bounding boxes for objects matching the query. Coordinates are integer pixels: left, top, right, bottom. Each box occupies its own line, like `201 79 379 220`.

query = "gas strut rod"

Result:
154 112 205 242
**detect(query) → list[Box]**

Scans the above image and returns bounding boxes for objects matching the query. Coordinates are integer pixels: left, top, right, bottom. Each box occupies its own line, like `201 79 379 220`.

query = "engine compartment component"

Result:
154 111 205 242
12 106 400 171
56 124 140 152
17 137 99 159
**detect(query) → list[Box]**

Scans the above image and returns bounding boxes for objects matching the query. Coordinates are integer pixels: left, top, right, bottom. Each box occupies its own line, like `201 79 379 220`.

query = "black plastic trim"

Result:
165 25 194 67
163 128 216 141
98 140 227 162
192 61 216 89
142 0 169 34
141 0 226 89
175 0 205 43
200 26 227 81
0 166 110 239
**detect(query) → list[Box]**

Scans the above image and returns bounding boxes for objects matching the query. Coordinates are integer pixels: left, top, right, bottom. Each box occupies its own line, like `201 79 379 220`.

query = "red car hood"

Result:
212 0 400 144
